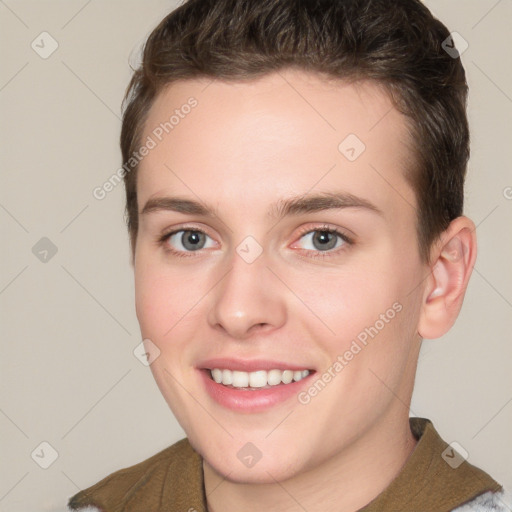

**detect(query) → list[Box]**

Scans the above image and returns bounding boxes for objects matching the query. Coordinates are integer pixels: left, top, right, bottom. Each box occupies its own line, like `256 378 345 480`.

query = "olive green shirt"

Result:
68 417 502 512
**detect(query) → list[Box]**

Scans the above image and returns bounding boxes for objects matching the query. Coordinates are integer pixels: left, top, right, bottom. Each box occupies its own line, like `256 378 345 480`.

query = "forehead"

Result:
137 69 416 220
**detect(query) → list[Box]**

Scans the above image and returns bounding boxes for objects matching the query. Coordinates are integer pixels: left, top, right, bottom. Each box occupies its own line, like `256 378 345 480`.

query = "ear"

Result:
417 216 477 340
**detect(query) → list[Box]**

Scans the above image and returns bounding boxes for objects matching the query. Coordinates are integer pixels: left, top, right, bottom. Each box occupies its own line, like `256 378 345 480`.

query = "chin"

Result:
207 457 302 485
199 441 307 484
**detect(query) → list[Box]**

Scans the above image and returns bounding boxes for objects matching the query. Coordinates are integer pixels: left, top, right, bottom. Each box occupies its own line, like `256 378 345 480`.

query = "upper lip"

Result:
197 357 315 372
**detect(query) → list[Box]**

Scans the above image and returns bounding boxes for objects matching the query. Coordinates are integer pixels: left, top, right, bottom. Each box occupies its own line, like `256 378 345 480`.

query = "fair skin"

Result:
133 69 476 512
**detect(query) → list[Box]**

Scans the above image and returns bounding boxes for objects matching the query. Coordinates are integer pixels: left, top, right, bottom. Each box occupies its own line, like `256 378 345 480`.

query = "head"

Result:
122 0 476 484
122 0 470 264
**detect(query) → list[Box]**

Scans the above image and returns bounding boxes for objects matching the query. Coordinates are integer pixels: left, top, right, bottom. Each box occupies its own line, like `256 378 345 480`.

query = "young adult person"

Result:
69 1 510 510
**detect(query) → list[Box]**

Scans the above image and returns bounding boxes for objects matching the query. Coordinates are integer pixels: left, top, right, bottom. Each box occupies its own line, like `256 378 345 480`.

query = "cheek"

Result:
134 269 170 338
134 253 182 339
299 255 421 374
301 266 398 340
134 252 213 348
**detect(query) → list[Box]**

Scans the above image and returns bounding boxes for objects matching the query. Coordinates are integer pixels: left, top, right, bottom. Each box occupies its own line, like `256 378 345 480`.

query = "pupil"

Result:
183 231 205 251
314 231 336 250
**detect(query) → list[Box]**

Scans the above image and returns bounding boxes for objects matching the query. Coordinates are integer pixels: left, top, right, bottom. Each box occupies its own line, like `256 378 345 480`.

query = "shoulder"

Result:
451 489 512 512
67 437 202 511
68 508 102 512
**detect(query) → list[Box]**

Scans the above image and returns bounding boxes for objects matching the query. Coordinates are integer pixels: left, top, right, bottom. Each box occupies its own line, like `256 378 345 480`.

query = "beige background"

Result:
1 1 511 510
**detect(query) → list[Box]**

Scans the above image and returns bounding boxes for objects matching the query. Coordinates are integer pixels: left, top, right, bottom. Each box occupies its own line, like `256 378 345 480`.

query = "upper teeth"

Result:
210 368 310 388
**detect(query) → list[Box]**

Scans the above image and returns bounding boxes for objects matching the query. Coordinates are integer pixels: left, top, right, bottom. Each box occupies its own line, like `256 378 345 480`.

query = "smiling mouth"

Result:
205 368 314 390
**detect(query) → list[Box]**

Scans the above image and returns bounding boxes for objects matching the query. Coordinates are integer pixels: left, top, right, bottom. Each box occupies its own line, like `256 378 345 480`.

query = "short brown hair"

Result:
121 0 469 263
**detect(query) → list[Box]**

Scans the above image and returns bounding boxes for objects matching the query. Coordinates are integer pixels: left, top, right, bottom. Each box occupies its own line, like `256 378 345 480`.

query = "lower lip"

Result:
198 369 314 413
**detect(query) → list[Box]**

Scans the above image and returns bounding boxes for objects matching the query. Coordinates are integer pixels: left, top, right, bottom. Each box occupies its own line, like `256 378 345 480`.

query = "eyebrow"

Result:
140 191 383 220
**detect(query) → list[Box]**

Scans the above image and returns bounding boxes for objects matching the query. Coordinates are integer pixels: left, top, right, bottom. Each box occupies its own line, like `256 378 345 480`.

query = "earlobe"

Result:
418 217 477 339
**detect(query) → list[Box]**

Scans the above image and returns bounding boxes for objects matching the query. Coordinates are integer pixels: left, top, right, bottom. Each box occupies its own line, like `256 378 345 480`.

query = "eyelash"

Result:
157 224 353 260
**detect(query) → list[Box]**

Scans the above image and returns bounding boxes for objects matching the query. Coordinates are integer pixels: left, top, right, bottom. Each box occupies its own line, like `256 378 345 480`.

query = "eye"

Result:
160 228 216 257
158 224 353 260
293 226 352 259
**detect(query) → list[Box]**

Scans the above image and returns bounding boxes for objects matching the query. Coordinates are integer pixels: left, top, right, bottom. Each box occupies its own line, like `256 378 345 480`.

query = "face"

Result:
134 69 427 483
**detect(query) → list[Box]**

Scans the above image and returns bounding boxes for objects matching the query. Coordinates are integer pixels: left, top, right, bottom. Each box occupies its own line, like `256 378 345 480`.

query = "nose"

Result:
207 246 286 340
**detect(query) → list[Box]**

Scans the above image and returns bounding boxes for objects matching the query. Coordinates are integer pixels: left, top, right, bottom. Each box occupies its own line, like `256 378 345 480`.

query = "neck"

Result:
203 413 418 512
